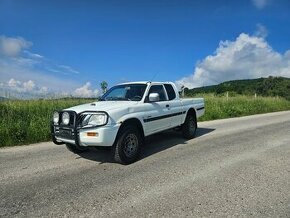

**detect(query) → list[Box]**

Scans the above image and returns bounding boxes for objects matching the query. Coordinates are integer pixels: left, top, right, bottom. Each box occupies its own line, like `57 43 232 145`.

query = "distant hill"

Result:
185 76 290 100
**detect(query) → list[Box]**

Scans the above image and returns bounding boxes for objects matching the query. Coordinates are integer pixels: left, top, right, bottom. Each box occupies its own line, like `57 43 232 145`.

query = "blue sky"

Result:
0 0 290 97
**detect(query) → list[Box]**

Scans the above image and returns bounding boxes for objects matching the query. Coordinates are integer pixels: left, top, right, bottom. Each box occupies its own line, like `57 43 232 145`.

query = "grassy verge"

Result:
0 95 289 147
0 98 92 147
194 94 290 121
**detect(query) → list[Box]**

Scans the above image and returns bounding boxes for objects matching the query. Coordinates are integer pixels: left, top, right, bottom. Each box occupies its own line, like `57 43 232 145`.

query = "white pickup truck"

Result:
51 81 204 164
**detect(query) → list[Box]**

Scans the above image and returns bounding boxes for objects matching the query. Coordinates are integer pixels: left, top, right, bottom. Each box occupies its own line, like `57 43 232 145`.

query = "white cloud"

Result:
255 23 268 38
0 78 52 98
252 0 270 9
0 60 79 92
6 78 36 92
23 50 44 59
23 80 35 91
59 65 80 74
73 82 99 98
46 65 80 75
0 35 85 98
8 78 21 87
176 32 290 89
40 86 48 93
0 35 32 57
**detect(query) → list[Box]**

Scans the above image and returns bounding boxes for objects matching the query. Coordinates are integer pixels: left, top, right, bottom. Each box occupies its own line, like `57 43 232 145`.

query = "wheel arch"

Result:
184 108 197 123
114 118 145 145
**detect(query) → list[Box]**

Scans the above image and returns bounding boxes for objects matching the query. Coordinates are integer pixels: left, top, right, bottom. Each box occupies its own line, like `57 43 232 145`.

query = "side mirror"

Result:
149 93 160 102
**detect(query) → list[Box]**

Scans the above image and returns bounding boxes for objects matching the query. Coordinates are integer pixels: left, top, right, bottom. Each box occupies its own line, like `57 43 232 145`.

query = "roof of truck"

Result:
118 81 174 85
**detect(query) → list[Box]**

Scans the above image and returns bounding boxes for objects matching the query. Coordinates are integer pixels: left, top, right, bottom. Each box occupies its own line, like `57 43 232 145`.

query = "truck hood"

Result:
65 101 139 114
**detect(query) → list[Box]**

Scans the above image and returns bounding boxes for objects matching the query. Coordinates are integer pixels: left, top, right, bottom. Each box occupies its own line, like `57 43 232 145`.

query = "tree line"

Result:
184 76 290 100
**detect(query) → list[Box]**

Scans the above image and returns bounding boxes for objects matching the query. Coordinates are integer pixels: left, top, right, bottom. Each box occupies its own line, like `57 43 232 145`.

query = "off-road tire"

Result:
113 126 143 164
182 113 197 139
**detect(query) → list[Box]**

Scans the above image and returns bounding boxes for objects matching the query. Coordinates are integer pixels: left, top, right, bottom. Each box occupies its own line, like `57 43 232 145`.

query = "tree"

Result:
100 81 108 94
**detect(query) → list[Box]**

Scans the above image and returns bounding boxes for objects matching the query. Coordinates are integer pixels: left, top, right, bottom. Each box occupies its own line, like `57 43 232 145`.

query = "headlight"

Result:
53 112 59 124
83 113 107 126
62 112 70 125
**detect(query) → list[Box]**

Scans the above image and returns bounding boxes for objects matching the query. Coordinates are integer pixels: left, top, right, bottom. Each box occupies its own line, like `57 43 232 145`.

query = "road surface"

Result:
1 111 290 217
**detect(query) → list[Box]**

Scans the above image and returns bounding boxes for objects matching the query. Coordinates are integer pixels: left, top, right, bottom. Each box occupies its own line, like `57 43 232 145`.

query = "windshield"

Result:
100 84 147 101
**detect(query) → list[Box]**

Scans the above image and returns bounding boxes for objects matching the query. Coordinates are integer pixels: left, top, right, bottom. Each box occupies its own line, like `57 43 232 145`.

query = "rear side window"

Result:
148 85 167 101
164 84 176 100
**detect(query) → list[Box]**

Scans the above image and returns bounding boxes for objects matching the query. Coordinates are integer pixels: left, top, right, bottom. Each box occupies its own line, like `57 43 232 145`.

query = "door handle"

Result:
166 104 170 108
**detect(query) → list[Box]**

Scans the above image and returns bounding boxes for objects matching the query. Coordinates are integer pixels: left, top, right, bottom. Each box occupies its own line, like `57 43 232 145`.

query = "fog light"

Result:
62 112 70 125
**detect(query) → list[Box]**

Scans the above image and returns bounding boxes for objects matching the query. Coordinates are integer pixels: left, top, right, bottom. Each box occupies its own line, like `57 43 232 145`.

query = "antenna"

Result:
150 72 159 82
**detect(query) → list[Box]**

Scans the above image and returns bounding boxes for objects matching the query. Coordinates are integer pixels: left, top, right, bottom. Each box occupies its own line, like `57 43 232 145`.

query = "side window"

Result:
148 85 167 101
164 84 176 100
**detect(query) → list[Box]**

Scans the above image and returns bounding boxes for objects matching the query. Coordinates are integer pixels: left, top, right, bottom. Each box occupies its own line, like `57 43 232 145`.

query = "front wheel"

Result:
182 113 197 139
65 143 88 154
113 126 143 164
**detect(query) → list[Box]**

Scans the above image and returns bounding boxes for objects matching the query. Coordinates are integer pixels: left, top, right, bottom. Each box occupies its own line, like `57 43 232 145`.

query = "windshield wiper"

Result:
105 97 131 101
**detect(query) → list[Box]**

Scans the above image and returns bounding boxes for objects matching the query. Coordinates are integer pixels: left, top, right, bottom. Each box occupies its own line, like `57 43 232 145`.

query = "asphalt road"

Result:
1 111 290 217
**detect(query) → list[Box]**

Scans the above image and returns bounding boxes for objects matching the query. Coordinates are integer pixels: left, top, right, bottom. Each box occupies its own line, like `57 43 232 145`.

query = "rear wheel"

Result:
65 143 88 154
182 112 197 139
113 126 143 164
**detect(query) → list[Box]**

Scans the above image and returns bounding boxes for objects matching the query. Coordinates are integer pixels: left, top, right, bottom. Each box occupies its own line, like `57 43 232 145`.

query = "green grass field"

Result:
0 95 289 147
194 94 290 121
0 98 92 147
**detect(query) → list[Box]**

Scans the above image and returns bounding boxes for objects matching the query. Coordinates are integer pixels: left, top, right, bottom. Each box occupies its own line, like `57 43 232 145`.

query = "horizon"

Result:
1 75 288 100
1 0 290 98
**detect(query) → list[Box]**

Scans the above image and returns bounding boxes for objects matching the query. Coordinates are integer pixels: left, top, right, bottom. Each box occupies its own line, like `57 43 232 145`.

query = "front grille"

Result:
52 110 80 144
54 127 75 140
77 114 87 127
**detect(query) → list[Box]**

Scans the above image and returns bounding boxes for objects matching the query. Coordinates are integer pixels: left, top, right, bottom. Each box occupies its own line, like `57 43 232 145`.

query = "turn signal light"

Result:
87 132 98 137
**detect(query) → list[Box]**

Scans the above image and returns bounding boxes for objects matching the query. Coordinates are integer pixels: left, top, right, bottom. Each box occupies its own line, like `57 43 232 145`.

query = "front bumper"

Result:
51 110 120 147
